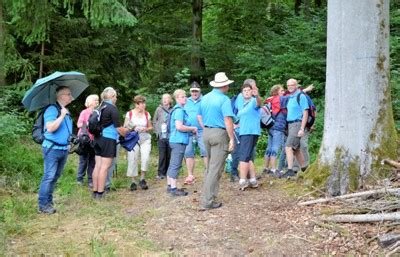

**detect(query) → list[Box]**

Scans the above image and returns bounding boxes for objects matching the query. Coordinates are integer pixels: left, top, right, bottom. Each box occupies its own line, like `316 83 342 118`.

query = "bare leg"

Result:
186 157 195 177
239 161 249 179
285 146 294 169
97 157 113 193
92 155 102 192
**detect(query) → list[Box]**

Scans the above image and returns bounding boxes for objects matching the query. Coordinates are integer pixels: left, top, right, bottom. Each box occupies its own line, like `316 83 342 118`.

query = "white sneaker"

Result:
239 180 249 191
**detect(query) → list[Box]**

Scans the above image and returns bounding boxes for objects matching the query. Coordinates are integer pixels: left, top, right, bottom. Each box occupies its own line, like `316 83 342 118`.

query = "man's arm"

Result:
197 114 204 129
224 116 234 152
46 106 68 133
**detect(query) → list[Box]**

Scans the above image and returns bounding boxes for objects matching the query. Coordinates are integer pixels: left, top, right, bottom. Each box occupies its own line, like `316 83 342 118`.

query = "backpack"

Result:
296 92 316 129
75 123 92 155
88 104 107 136
260 104 275 129
32 104 61 144
159 107 171 140
166 106 182 139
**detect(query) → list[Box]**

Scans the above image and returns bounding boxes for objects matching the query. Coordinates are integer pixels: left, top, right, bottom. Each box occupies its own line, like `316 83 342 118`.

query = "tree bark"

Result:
323 212 400 223
294 0 302 15
39 41 45 78
191 0 205 83
313 0 397 196
0 2 5 86
304 0 310 17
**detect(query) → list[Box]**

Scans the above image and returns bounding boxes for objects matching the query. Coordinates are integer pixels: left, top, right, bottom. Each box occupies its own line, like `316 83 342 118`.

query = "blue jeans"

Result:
184 130 207 158
167 143 186 179
76 148 95 184
38 147 68 209
265 129 285 158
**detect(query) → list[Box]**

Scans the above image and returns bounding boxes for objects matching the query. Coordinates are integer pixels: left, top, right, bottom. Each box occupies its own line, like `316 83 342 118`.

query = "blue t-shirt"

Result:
199 89 234 128
233 93 244 128
184 96 202 130
237 97 261 136
286 90 309 122
42 105 72 150
169 105 190 145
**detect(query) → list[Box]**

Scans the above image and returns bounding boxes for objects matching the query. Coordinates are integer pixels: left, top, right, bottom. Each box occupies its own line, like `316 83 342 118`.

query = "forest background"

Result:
0 0 399 195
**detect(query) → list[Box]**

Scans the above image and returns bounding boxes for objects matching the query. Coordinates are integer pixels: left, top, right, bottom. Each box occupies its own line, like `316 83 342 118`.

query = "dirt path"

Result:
5 171 388 256
119 174 382 256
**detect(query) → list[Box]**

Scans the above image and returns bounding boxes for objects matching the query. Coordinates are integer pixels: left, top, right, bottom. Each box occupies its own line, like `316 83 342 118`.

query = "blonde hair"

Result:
85 94 99 107
161 93 173 104
270 84 283 96
101 87 117 100
173 89 186 100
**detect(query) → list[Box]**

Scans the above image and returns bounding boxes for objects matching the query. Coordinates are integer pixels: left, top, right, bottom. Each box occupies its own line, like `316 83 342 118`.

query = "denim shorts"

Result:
184 130 207 158
265 129 285 157
239 135 259 162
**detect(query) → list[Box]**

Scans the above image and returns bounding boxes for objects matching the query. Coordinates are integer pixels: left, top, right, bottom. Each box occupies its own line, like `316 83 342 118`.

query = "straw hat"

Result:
210 72 234 88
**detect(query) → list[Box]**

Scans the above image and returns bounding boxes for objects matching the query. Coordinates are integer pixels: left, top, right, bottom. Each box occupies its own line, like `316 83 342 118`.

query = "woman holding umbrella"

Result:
92 87 128 199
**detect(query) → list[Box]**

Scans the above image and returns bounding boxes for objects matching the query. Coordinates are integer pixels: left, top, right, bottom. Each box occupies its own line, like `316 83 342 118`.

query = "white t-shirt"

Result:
125 110 152 140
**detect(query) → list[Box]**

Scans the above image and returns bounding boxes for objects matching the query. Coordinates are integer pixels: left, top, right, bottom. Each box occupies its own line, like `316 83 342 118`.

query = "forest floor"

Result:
3 157 396 256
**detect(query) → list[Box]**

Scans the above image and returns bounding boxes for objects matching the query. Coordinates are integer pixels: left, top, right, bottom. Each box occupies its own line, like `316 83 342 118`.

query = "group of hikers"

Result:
37 71 316 214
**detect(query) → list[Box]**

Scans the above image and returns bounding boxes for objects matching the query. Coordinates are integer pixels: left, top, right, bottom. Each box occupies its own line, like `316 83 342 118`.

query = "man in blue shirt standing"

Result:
183 82 208 185
198 72 235 210
38 86 73 214
283 78 309 178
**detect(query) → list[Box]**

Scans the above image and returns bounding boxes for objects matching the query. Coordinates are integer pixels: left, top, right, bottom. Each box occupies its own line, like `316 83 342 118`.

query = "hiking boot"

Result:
249 180 259 188
130 182 137 191
169 188 188 197
263 168 273 175
281 169 296 178
38 205 56 214
273 170 283 178
239 180 249 191
139 179 148 190
156 175 165 180
96 192 105 199
201 202 223 210
301 166 308 172
230 175 239 182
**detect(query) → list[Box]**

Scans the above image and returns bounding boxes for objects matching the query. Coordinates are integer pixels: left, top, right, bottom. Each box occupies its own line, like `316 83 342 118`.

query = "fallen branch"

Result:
381 159 400 169
323 212 400 223
298 188 400 206
378 233 400 248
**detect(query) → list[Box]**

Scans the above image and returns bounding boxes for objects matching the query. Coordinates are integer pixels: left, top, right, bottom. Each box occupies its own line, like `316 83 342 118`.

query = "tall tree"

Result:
309 0 397 195
7 0 137 79
0 2 5 86
191 0 205 83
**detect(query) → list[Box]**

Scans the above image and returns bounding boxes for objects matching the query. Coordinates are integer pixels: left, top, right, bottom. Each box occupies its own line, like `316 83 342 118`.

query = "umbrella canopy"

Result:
22 71 89 112
120 131 140 152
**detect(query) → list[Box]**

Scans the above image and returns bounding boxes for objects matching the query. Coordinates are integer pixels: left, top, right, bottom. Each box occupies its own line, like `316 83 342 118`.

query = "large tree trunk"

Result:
191 0 205 83
0 2 5 86
309 0 397 196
